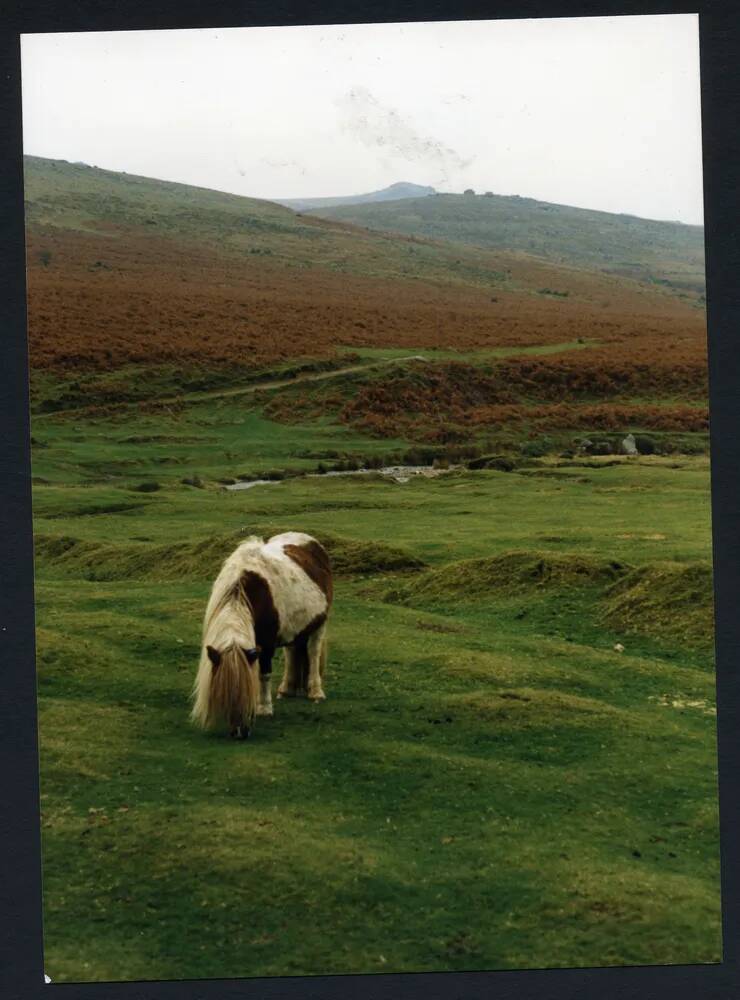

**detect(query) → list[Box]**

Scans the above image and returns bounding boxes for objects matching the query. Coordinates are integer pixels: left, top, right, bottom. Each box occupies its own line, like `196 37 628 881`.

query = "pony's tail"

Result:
190 647 259 729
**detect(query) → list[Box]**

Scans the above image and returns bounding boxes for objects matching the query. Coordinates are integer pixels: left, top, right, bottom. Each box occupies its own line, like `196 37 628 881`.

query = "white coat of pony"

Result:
191 531 332 739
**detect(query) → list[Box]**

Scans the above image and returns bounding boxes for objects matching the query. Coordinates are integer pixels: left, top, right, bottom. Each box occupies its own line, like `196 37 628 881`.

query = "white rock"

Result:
621 433 638 455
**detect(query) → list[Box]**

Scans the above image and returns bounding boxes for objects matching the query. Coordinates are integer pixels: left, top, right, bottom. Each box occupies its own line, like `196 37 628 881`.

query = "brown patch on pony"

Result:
284 541 334 605
258 648 274 677
240 570 280 650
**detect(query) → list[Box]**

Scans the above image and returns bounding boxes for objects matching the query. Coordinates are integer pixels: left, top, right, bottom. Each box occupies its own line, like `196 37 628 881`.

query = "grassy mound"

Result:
34 529 425 582
34 534 232 582
600 562 714 647
322 536 425 575
386 550 629 604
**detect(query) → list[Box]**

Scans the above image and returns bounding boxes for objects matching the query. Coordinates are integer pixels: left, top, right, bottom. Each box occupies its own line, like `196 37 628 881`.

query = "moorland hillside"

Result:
24 155 704 380
309 190 705 291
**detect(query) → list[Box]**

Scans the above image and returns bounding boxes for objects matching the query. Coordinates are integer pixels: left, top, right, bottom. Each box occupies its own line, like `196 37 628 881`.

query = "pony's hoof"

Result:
277 688 296 699
256 705 274 717
308 690 326 703
230 726 250 740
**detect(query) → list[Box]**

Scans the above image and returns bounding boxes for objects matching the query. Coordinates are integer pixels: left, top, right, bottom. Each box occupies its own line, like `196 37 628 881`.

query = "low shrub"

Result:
520 437 553 458
634 435 657 455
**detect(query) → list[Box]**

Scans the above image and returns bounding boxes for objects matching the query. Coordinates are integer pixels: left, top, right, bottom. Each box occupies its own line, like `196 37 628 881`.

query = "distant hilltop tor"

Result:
275 181 436 212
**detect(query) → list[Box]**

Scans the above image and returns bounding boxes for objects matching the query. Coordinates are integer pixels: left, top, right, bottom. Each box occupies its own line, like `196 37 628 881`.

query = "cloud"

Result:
336 86 473 180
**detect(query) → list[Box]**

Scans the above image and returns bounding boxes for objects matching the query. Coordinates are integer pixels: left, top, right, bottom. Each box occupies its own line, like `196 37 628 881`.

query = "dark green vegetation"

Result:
34 385 719 982
309 191 706 292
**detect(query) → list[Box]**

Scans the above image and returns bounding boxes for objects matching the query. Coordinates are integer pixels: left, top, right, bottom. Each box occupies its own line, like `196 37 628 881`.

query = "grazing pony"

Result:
191 531 333 739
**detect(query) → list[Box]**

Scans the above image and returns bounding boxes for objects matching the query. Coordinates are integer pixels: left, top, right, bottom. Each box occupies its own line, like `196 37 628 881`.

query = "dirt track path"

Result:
42 354 428 419
43 339 594 417
180 354 428 405
178 338 596 406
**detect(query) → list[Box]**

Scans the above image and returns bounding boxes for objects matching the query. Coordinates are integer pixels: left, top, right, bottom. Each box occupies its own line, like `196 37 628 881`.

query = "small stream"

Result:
224 465 456 491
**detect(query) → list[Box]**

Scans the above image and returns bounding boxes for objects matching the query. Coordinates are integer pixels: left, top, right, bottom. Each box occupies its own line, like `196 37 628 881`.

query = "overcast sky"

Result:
21 15 704 224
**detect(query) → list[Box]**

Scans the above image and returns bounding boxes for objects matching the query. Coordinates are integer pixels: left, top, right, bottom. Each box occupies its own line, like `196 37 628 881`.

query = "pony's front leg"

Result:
230 707 250 740
306 627 327 703
257 673 274 716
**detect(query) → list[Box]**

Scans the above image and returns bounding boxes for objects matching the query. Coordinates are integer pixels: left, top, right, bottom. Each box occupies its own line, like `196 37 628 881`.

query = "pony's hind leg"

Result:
319 633 328 680
277 646 300 699
307 625 327 703
294 643 309 697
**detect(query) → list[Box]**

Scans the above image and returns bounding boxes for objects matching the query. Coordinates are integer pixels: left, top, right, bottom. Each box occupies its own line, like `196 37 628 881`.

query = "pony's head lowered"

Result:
191 575 261 739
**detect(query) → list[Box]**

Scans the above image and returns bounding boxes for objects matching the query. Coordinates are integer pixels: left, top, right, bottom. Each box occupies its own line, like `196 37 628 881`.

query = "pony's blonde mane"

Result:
191 538 264 730
191 645 259 730
203 536 264 623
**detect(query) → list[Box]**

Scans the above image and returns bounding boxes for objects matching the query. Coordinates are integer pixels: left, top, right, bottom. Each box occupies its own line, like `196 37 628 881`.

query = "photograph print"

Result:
21 13 720 984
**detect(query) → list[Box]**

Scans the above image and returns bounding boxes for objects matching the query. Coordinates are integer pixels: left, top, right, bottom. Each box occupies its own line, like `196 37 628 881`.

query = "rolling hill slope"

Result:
307 191 706 292
23 156 706 402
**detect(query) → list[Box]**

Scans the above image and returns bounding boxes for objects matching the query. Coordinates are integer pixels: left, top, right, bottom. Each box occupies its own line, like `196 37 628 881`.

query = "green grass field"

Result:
33 384 720 982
